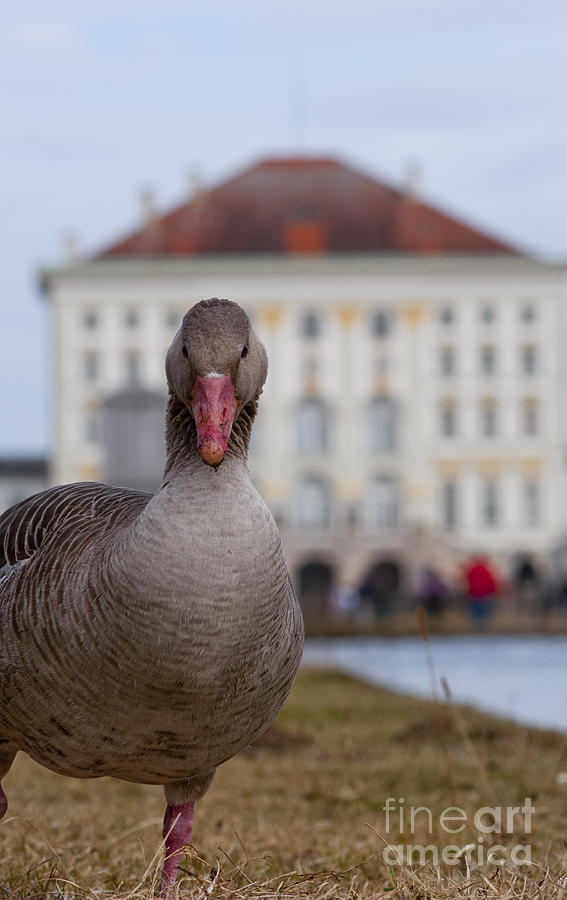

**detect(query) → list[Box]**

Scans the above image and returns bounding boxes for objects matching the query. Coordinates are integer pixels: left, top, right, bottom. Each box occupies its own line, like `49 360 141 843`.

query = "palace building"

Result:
41 156 566 598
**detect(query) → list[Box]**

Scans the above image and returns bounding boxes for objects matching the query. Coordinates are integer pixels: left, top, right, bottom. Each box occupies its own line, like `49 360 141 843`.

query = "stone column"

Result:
336 306 359 538
258 306 287 522
401 304 431 526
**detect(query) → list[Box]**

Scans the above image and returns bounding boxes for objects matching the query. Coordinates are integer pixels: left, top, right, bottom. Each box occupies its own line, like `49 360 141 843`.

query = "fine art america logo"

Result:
381 797 534 867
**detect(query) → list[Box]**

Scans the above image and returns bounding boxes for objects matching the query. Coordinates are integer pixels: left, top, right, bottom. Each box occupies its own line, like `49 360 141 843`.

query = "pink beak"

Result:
191 374 238 466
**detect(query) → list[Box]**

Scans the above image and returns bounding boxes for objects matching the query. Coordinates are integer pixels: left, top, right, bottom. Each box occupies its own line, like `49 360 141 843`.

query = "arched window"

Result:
297 561 334 616
296 476 331 529
297 397 329 454
365 476 399 529
368 397 397 453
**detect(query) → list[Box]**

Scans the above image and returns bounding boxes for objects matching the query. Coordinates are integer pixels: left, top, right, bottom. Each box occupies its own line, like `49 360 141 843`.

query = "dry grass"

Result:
2 668 567 898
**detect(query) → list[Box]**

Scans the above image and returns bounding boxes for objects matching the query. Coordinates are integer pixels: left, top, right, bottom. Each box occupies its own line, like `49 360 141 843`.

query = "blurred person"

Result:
416 565 448 618
513 553 541 619
330 584 360 622
359 562 398 619
463 556 499 625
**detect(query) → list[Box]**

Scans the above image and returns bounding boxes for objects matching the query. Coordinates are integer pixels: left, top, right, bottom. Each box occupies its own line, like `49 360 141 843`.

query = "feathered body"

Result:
0 299 304 887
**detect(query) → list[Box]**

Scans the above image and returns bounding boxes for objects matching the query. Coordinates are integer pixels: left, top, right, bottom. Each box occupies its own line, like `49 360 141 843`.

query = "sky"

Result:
1 0 566 454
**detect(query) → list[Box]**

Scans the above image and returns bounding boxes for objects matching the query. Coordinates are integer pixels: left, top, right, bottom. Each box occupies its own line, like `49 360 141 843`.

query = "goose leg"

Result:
160 770 215 894
160 800 194 891
0 741 17 819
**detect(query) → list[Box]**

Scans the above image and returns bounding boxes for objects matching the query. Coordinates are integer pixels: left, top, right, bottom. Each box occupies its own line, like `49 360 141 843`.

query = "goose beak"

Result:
191 374 238 466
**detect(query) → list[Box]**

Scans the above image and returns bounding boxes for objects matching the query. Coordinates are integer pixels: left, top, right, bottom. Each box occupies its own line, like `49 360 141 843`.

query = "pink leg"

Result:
160 801 195 893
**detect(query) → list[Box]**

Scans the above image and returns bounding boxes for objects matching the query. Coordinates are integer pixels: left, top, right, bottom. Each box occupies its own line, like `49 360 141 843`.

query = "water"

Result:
303 635 567 732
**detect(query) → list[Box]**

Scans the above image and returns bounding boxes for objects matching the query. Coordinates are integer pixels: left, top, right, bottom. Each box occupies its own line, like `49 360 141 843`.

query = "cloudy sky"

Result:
1 0 566 453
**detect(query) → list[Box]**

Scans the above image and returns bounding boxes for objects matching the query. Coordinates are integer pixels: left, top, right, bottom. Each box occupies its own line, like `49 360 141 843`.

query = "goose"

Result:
0 298 304 890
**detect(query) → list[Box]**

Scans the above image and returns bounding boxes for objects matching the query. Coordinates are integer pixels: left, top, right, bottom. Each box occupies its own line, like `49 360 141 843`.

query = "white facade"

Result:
43 254 566 582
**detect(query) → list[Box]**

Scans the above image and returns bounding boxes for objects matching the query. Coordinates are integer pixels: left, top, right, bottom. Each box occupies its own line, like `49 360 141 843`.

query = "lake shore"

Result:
305 608 567 638
2 669 567 898
303 633 567 732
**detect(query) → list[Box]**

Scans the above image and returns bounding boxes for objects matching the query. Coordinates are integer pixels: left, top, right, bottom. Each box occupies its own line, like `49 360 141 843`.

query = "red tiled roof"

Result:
98 156 516 257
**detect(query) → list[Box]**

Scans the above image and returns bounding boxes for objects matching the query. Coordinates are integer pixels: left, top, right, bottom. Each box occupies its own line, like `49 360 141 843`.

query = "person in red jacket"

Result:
463 556 499 623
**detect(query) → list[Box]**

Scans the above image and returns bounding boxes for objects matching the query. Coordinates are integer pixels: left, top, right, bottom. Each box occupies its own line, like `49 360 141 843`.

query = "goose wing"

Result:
0 482 151 574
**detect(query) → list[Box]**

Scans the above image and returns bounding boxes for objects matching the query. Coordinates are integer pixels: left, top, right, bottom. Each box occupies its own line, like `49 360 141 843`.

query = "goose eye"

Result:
241 344 249 359
181 343 188 359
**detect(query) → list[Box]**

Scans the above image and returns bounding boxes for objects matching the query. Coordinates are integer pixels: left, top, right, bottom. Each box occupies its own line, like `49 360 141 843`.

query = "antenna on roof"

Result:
403 161 421 203
139 186 157 227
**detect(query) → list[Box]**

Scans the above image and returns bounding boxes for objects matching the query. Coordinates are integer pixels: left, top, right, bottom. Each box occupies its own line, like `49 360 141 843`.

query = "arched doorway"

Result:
359 559 402 618
297 560 335 621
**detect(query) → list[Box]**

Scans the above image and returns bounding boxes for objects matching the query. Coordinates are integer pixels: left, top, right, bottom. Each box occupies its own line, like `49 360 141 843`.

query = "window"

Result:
480 399 498 438
440 401 457 438
524 480 540 527
480 345 497 375
365 476 399 529
84 409 101 444
125 351 140 385
440 346 455 377
480 305 496 324
441 480 458 532
83 352 99 382
368 397 397 453
300 311 320 338
284 220 326 253
83 310 98 329
125 309 140 329
522 398 539 436
482 479 499 527
296 476 331 528
521 304 536 324
521 345 537 375
371 310 391 337
297 397 329 454
439 306 455 326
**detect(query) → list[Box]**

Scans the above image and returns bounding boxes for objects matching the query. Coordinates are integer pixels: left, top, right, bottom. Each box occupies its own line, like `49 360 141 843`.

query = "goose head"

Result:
165 298 268 466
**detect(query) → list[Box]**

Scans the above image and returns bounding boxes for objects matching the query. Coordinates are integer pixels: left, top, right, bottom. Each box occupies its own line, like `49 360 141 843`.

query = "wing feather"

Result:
0 482 152 570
